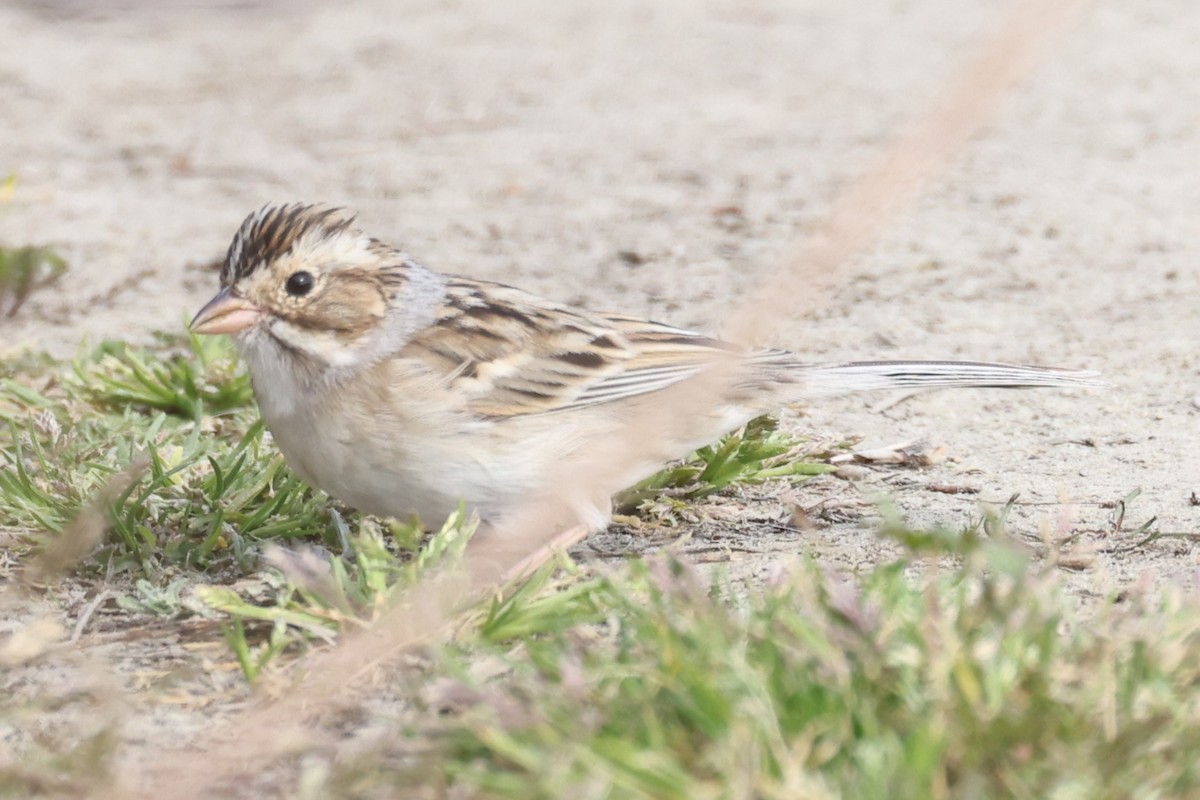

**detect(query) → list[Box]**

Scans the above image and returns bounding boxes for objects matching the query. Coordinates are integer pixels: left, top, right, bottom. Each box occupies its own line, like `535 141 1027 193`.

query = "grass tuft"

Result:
616 415 837 518
195 508 478 681
0 243 67 318
298 531 1200 800
1 335 324 576
71 330 252 420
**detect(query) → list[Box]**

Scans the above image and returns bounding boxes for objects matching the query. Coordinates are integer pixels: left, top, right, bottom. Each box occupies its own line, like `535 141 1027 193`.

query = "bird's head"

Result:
190 203 443 372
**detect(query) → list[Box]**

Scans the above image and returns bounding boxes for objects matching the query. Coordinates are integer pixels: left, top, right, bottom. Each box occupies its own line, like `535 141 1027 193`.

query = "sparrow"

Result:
190 203 1102 532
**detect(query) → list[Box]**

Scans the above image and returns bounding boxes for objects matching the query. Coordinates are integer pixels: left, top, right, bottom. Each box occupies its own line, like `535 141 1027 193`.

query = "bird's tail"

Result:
797 359 1106 398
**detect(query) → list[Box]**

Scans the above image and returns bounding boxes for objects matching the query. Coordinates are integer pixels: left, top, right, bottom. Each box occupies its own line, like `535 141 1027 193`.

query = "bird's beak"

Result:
190 287 263 335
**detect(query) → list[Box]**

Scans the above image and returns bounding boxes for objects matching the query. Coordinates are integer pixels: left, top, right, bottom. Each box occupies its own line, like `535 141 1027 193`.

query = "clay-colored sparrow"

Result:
191 203 1101 531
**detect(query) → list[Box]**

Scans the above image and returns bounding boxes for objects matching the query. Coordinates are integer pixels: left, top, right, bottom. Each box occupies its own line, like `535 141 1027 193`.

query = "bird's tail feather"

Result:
798 360 1106 398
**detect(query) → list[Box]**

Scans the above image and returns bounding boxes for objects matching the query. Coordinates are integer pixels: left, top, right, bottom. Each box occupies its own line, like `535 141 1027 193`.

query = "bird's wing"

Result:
401 277 760 418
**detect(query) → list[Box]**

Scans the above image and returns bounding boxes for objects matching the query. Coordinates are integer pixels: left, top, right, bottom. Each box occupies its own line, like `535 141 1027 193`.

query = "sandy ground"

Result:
2 0 1199 791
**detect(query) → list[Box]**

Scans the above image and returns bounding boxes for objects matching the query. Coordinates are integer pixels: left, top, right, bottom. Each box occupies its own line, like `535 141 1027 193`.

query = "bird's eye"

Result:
285 271 315 297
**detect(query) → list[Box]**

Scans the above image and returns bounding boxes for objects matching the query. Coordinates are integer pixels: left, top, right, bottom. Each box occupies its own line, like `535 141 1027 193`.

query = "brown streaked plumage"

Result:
191 202 1104 532
222 203 359 285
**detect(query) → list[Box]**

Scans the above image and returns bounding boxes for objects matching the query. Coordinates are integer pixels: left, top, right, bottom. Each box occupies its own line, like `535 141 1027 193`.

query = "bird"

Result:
190 202 1103 533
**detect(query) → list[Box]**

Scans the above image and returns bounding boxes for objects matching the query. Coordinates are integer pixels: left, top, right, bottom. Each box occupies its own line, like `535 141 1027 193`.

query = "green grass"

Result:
615 415 837 518
197 509 478 682
0 242 67 318
307 533 1200 800
70 331 254 420
1 334 336 576
5 331 1200 799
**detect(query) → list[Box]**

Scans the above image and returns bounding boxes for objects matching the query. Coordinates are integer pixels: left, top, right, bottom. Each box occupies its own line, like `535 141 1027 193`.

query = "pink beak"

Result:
190 287 263 335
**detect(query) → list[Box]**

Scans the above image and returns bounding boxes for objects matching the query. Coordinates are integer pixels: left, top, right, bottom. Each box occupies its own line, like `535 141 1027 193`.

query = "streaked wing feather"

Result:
396 278 1101 419
400 279 746 418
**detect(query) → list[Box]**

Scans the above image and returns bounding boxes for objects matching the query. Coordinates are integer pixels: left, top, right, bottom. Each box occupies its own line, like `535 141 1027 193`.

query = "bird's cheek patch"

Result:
307 281 388 339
